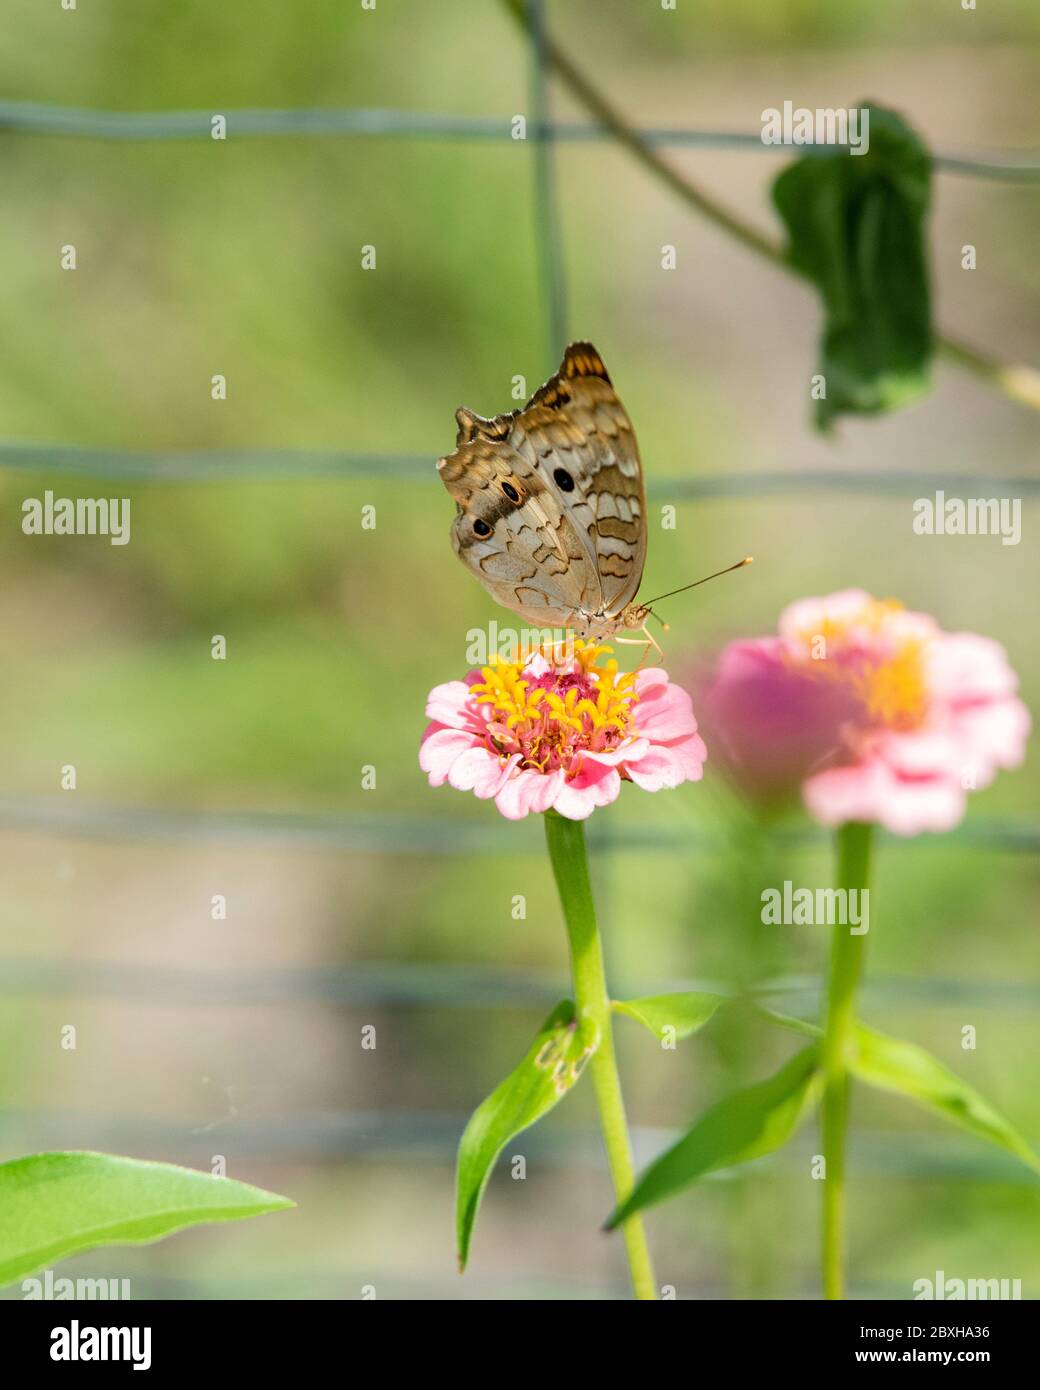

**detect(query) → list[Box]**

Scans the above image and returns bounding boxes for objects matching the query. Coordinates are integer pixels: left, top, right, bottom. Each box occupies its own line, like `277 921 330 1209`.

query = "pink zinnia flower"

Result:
420 641 707 820
703 589 1029 836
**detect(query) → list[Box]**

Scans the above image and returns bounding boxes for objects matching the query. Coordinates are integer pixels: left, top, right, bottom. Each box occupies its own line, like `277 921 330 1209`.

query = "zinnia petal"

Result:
419 640 706 820
448 747 519 797
425 680 486 731
704 590 1028 836
553 760 622 820
419 726 480 786
495 768 563 820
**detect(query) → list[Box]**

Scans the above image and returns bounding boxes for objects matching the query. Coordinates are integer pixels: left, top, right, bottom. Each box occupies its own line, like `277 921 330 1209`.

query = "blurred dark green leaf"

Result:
0 1151 294 1288
606 1044 822 1228
851 1024 1040 1174
613 991 727 1042
772 102 933 428
456 1000 599 1271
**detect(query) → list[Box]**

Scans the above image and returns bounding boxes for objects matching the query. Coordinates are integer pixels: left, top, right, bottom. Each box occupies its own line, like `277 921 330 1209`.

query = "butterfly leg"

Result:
643 623 664 658
614 624 664 659
613 637 656 674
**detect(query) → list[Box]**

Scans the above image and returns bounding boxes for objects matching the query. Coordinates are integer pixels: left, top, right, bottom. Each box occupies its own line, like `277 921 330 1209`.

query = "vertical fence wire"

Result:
526 0 569 369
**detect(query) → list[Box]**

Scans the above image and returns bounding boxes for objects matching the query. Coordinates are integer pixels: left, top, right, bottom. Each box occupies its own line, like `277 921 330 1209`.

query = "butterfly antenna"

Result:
642 556 754 609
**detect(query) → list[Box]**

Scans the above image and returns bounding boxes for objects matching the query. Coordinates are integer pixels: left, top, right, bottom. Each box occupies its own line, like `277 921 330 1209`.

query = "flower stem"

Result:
820 820 873 1300
543 809 657 1300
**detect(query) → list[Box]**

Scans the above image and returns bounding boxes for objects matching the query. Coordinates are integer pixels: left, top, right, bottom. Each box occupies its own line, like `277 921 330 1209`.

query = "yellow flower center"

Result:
860 640 928 731
471 640 639 772
789 599 929 733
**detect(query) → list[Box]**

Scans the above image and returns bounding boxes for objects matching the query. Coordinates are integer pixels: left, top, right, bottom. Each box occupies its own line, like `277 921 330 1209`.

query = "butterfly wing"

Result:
438 416 595 629
510 342 647 617
437 342 647 630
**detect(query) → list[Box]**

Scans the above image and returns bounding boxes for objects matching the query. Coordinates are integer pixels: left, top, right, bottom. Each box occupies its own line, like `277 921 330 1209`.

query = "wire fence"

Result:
0 1106 1031 1183
4 101 1040 182
4 955 1040 1011
3 9 1038 1224
3 798 1039 855
3 443 1040 496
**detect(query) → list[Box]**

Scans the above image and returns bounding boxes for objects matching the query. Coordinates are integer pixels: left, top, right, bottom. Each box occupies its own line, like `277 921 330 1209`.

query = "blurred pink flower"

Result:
701 589 1030 835
420 640 706 821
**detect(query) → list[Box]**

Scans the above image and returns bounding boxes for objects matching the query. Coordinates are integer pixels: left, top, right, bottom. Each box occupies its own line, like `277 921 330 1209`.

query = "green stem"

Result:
543 809 657 1300
499 0 1040 415
502 0 780 264
819 821 873 1300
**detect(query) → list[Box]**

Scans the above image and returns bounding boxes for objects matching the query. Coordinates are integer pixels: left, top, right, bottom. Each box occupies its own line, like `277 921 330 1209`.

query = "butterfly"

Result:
437 341 749 649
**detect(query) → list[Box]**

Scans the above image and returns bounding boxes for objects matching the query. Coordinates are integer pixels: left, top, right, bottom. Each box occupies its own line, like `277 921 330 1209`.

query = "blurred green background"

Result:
1 0 1038 1298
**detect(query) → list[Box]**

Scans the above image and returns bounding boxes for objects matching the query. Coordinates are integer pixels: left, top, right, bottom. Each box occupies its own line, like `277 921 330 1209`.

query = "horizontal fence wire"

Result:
2 445 1039 495
2 799 1039 854
0 444 430 482
2 102 1040 181
3 957 1039 1011
0 1108 1031 1184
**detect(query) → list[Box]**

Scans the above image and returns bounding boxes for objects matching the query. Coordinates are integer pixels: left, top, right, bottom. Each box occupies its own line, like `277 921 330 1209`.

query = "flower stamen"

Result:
470 639 639 773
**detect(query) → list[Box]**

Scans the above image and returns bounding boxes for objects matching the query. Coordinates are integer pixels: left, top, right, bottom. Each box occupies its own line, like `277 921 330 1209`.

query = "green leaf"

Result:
612 991 727 1043
456 1000 599 1270
751 1003 823 1040
0 1151 294 1288
850 1025 1040 1174
772 102 933 428
606 1045 822 1229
